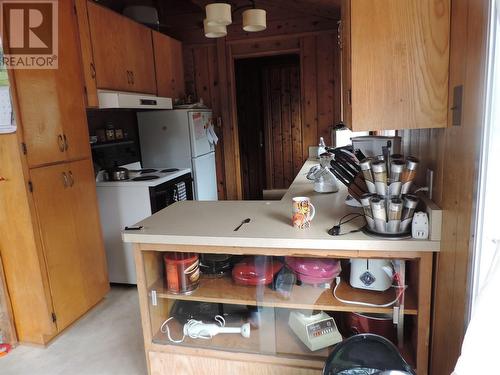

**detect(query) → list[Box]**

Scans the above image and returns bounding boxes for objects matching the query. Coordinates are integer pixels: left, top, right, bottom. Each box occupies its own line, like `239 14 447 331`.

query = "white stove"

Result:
95 162 191 188
95 162 193 284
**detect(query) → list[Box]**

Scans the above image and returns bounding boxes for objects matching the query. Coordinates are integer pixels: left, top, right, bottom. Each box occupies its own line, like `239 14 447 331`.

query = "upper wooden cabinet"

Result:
82 1 157 97
9 0 90 167
152 31 185 99
340 0 450 131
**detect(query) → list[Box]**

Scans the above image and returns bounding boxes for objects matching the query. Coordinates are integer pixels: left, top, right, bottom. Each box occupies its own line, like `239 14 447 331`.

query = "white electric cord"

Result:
160 315 226 343
333 277 407 308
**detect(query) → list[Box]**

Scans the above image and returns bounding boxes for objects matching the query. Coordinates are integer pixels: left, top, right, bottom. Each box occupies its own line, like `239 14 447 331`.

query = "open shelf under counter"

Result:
149 275 418 315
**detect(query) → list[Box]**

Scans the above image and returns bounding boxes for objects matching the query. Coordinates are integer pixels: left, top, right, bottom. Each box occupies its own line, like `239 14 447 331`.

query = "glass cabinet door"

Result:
142 251 416 367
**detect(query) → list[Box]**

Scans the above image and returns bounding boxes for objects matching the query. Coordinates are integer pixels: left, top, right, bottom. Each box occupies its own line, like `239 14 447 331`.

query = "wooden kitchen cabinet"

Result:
29 163 91 331
152 31 185 99
29 159 109 329
0 0 108 345
9 0 91 167
85 1 157 95
340 0 450 131
0 151 109 343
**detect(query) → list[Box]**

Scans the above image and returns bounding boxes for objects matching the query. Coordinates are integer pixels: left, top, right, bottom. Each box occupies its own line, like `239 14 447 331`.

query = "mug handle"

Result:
308 203 316 221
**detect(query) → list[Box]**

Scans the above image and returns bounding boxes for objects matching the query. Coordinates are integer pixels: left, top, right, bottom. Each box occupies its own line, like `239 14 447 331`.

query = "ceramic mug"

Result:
292 197 316 229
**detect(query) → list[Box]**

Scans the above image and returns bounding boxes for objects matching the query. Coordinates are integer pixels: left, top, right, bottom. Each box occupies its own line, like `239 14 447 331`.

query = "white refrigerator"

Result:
137 109 218 200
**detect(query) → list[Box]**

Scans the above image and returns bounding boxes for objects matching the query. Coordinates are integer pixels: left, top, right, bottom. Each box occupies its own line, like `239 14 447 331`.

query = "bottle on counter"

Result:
401 157 419 194
317 137 327 157
400 194 419 232
105 122 115 142
387 198 403 233
313 152 338 193
370 196 387 233
371 160 388 197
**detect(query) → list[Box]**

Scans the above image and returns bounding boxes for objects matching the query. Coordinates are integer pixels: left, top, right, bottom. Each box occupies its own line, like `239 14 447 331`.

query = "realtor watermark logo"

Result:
0 0 58 69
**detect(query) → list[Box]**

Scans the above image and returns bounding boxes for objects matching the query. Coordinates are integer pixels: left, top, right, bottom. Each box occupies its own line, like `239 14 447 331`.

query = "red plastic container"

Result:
164 253 200 294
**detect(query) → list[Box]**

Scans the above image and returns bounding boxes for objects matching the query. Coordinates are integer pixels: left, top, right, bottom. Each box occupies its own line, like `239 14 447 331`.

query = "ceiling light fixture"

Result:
203 1 267 38
204 19 228 38
205 3 232 26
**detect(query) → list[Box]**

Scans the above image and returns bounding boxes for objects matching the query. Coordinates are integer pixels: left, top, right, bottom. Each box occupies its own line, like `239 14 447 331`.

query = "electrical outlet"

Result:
426 169 434 200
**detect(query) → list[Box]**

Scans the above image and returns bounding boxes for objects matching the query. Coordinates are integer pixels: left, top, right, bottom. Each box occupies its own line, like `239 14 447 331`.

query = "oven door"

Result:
149 174 193 214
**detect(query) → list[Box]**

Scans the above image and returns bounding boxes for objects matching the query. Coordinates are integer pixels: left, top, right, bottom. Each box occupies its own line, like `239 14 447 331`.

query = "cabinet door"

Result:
10 0 90 166
60 0 92 162
87 1 156 94
30 164 88 331
153 31 185 99
349 0 450 131
68 159 109 306
125 27 157 95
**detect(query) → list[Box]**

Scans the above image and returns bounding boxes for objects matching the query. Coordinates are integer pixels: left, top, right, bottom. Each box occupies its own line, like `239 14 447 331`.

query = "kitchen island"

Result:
123 160 440 375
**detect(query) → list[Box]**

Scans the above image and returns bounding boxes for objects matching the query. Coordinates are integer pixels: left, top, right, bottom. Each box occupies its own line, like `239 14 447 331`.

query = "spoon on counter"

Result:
234 218 251 231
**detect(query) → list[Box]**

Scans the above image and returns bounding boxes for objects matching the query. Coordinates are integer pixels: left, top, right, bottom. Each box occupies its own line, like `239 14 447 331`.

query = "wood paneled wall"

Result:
400 0 489 373
184 30 340 199
262 59 302 190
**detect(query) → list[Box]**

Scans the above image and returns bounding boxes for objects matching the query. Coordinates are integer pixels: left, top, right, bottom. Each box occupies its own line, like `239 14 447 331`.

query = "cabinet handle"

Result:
90 62 96 79
126 70 131 84
131 71 134 85
62 172 69 188
68 171 74 187
57 134 65 152
63 134 69 151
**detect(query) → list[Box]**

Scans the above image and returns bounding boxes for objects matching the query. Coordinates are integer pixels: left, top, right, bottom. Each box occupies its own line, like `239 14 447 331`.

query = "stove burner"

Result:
140 168 158 174
160 168 180 173
132 175 160 181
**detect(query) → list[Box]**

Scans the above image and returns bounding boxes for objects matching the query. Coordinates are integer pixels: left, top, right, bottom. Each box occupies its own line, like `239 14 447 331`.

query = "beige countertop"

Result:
123 160 440 252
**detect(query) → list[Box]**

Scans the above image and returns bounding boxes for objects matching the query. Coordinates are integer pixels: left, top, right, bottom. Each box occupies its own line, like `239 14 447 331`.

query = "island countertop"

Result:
123 160 441 252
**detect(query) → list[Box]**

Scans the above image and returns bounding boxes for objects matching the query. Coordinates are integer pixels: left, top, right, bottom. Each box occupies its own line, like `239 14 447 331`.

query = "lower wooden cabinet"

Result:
0 138 109 344
149 352 320 375
29 159 109 331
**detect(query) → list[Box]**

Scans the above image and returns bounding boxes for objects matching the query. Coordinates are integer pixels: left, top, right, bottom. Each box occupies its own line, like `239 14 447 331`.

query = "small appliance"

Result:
199 254 233 277
351 136 401 158
285 257 341 286
288 311 342 351
232 256 283 286
342 312 396 344
349 259 393 292
322 334 416 375
160 314 250 343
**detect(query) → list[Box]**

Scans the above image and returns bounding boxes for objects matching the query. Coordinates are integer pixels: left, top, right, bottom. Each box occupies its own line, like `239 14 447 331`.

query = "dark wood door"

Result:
235 59 266 200
235 55 302 199
262 58 302 190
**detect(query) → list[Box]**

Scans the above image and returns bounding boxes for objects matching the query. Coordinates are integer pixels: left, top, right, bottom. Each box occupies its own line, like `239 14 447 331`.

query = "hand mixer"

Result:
161 315 251 343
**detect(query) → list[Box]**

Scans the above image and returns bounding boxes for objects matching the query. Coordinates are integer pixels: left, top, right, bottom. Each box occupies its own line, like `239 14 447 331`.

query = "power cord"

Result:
332 277 407 308
328 213 365 236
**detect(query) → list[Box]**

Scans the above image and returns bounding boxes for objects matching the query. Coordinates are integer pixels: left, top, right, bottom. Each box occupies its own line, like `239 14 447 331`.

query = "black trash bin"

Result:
322 334 415 375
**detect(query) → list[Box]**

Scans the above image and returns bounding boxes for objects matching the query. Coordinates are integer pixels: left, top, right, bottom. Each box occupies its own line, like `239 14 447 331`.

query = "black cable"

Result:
328 213 366 236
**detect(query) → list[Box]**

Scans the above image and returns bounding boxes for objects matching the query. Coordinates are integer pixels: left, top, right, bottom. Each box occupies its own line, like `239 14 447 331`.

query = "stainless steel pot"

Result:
104 166 129 181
